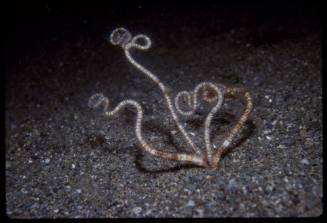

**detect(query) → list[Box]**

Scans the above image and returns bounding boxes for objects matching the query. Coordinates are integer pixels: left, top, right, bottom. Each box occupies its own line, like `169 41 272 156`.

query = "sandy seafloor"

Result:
5 5 322 218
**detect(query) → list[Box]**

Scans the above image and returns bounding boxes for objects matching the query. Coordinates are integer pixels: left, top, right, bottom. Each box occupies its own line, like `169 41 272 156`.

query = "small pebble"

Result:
300 158 310 165
206 175 213 180
277 144 287 149
195 208 204 217
132 207 142 215
21 188 28 194
242 186 248 194
186 200 195 207
263 130 271 135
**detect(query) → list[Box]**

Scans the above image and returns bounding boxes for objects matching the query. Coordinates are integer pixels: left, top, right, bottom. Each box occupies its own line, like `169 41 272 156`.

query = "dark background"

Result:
5 2 320 66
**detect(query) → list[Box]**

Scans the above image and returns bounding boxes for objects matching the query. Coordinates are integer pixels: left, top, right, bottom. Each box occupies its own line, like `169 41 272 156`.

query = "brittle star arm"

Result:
174 90 194 116
174 82 224 166
88 93 208 167
121 35 202 156
211 87 253 165
199 82 224 166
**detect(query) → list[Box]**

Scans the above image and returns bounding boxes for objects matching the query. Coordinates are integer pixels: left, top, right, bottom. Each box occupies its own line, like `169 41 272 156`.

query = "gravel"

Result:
6 5 321 218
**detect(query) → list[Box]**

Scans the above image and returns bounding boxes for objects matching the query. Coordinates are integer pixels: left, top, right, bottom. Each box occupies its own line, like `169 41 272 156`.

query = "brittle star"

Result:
88 27 253 168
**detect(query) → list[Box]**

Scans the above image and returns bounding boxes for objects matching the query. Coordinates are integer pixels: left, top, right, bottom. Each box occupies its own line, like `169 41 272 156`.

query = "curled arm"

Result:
88 93 208 167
